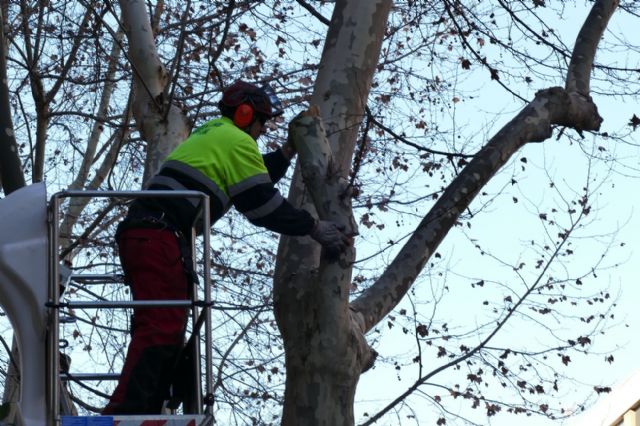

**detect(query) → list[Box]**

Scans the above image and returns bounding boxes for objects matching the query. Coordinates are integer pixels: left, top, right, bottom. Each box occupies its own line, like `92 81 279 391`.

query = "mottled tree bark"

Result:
273 1 392 425
118 0 190 182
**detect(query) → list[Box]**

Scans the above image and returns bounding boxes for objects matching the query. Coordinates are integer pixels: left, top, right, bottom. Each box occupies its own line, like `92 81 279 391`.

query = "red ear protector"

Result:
233 103 254 128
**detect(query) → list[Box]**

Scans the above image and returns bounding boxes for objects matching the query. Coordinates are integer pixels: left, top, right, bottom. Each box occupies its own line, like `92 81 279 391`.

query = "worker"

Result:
102 80 350 414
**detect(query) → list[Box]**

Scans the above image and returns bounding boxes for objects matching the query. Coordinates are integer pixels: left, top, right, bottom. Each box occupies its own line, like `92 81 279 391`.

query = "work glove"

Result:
281 134 297 160
310 220 351 257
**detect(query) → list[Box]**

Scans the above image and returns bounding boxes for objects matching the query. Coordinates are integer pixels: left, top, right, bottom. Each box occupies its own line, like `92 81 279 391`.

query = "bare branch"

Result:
296 0 330 26
566 0 618 95
350 0 614 334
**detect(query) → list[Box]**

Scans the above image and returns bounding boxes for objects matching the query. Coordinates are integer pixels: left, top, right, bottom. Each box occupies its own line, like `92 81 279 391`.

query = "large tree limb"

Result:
118 0 190 182
566 0 619 95
275 0 393 273
350 0 616 334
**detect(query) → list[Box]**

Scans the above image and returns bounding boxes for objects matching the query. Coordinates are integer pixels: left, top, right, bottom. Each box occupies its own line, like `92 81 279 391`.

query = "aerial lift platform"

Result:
0 183 215 426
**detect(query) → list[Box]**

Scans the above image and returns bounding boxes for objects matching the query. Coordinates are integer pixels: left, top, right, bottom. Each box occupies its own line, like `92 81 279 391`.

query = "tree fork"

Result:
274 1 391 424
277 109 376 426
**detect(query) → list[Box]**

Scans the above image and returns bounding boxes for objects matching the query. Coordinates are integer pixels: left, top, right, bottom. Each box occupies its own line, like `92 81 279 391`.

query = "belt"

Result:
117 203 176 236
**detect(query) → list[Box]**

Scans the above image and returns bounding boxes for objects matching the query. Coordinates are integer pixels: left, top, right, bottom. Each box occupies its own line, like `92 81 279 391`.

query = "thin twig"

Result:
212 310 264 396
360 206 588 425
442 0 528 102
366 107 474 158
58 200 119 260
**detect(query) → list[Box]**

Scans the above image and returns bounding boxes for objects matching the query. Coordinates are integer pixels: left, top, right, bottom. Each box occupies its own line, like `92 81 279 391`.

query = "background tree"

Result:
0 1 637 425
0 2 27 417
0 2 25 194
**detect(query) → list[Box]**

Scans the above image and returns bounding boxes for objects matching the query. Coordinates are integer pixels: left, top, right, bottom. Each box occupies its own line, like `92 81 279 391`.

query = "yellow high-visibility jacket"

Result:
135 117 314 236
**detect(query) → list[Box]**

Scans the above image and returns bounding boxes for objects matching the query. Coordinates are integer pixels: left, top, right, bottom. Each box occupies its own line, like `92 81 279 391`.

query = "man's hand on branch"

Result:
310 220 352 257
281 134 297 161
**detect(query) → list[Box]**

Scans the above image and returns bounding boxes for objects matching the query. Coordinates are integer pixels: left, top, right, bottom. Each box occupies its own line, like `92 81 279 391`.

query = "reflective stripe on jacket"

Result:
137 117 314 236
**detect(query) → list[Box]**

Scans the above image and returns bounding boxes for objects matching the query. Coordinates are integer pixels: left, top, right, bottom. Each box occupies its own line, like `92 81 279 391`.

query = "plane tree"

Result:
0 0 637 425
272 1 623 424
117 0 630 424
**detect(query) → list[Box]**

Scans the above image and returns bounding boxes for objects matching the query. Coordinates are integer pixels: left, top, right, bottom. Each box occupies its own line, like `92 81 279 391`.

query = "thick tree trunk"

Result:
0 5 25 195
118 0 190 182
273 1 392 425
280 110 377 425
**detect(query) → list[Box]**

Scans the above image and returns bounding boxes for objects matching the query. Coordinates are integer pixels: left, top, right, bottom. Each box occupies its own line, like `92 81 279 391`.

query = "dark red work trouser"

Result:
102 228 189 414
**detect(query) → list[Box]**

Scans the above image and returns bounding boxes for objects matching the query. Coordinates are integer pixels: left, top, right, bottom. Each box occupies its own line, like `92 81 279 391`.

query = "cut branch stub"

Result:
288 107 334 199
289 107 358 237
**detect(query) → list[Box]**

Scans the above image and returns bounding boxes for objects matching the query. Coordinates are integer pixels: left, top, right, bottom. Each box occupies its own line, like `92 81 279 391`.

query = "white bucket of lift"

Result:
0 183 48 426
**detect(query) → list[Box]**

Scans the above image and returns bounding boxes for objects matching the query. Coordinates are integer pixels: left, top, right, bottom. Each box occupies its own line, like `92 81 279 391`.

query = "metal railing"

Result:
47 190 212 424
